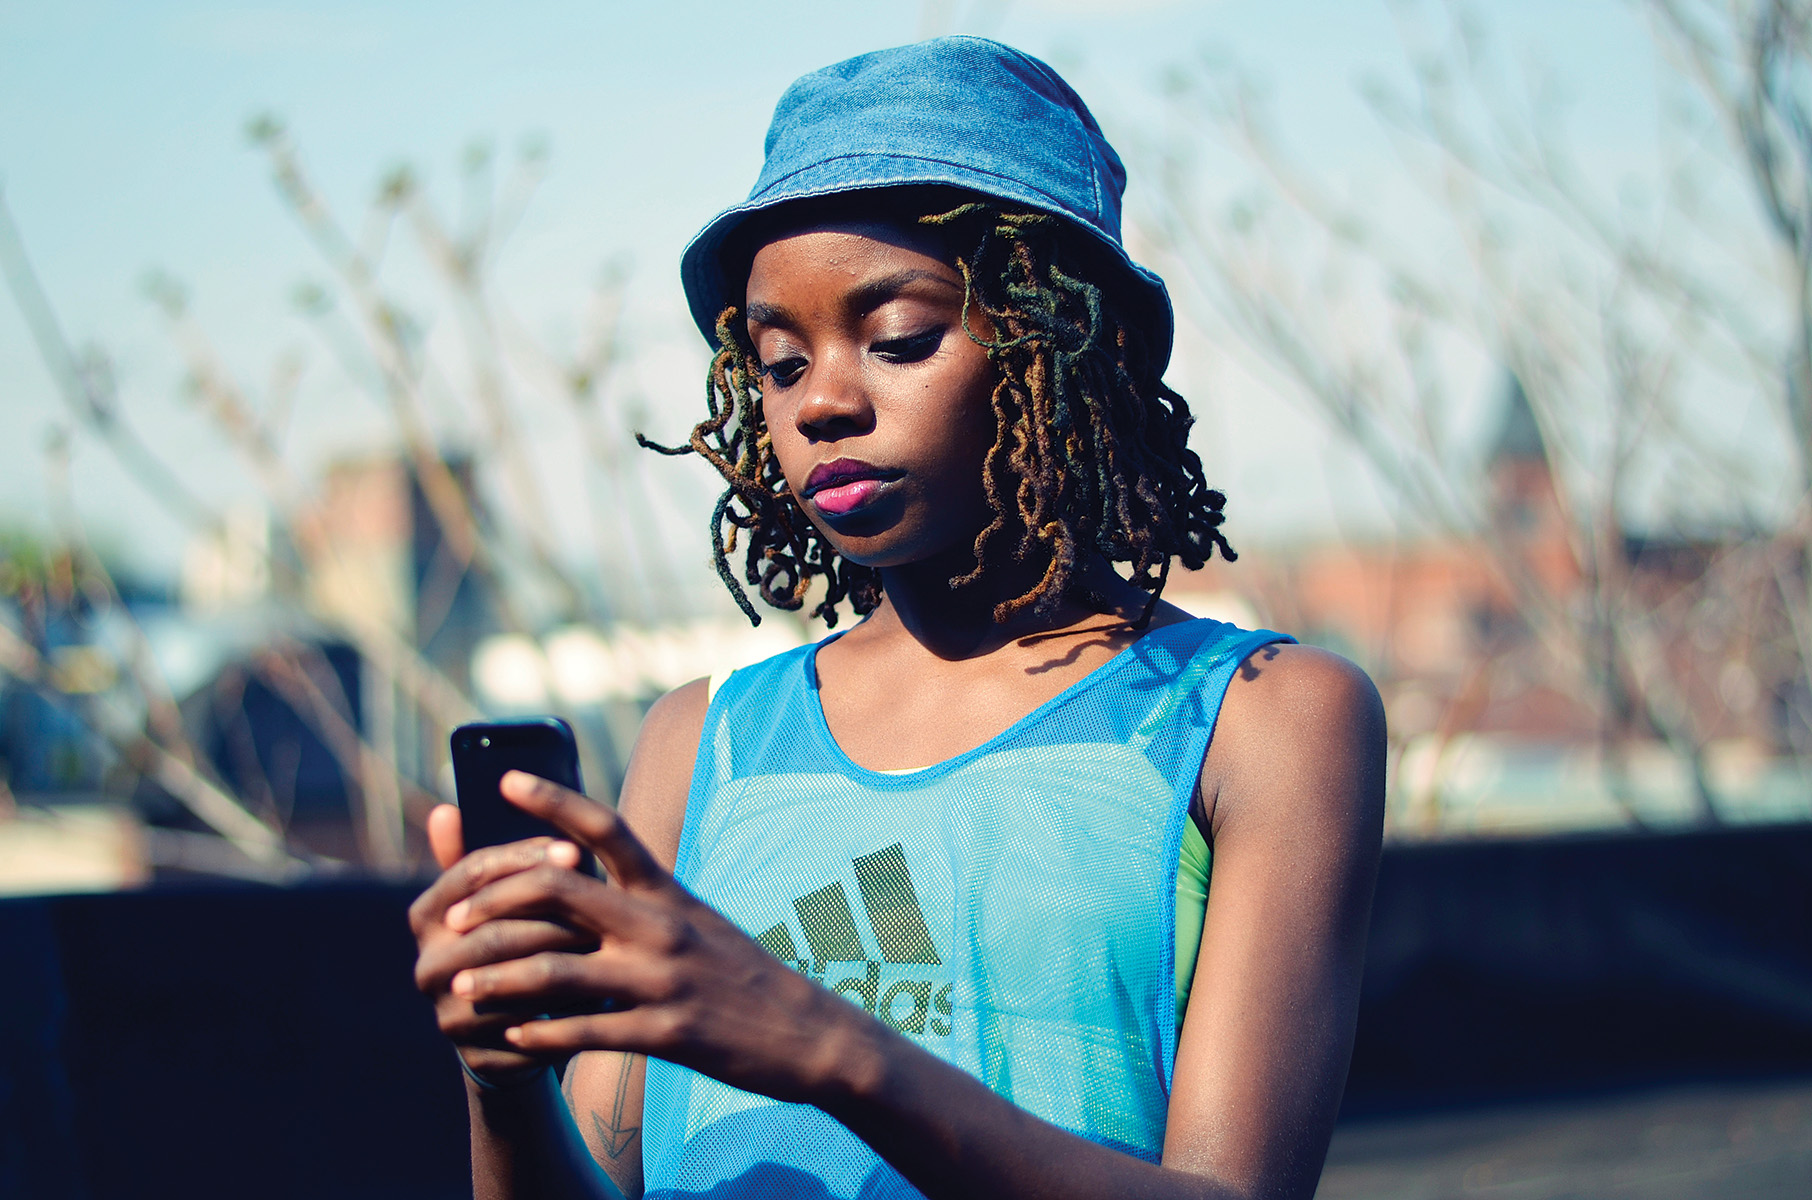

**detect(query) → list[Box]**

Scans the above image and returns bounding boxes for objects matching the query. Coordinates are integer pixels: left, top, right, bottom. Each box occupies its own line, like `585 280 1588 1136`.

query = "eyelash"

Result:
760 358 807 388
758 328 945 389
874 329 944 363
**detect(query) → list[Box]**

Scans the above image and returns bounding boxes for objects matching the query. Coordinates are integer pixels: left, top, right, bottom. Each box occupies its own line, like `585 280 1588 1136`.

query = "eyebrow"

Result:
846 268 963 315
745 268 963 329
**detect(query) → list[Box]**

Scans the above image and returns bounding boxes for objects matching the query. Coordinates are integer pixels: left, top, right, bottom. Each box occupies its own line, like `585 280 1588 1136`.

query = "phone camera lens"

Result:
479 736 491 748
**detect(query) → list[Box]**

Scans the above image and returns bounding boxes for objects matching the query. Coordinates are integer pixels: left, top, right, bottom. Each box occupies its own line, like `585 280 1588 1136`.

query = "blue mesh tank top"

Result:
641 618 1290 1200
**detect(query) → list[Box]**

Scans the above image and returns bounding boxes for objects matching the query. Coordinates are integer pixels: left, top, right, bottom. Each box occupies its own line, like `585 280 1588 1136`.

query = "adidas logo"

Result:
752 842 954 1039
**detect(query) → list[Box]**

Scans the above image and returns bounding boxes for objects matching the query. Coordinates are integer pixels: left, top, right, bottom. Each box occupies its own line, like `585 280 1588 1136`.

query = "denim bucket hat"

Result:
679 36 1175 372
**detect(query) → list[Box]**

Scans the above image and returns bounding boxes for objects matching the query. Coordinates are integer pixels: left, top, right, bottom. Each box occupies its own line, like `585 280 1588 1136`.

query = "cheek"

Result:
916 372 999 529
759 394 807 490
955 368 1000 469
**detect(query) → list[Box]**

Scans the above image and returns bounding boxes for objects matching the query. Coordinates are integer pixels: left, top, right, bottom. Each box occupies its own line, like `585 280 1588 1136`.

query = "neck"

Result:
868 547 1157 661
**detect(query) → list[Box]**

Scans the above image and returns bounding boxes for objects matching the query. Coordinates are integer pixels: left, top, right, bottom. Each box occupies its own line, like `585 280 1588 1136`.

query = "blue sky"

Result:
0 0 1681 584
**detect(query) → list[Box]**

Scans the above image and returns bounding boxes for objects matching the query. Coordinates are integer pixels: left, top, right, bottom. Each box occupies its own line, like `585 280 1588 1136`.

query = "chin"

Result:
837 534 982 575
811 515 912 563
811 510 985 573
823 542 904 570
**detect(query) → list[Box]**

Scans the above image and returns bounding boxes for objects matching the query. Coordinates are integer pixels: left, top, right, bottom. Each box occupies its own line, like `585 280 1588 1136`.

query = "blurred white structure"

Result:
473 618 812 714
0 805 148 896
179 502 272 615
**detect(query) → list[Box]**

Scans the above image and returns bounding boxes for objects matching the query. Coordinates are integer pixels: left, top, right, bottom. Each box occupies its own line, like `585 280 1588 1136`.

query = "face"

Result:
745 221 999 570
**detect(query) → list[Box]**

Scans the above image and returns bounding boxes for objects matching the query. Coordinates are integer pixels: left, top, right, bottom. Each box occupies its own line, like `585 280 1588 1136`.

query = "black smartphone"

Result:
450 717 598 875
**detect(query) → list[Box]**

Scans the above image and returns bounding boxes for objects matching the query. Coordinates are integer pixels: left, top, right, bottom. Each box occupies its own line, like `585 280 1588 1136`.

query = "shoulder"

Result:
1201 641 1386 842
640 675 714 749
616 677 713 872
1219 639 1383 734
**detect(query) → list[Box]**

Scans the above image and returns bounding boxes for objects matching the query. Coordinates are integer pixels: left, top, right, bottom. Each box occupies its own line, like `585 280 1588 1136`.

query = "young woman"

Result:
410 36 1385 1200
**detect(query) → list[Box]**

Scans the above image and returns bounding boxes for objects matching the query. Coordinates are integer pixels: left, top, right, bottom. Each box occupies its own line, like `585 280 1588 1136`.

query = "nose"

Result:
793 348 873 442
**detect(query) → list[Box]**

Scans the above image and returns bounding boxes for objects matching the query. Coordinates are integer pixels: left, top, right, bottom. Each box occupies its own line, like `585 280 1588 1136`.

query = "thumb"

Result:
426 804 465 870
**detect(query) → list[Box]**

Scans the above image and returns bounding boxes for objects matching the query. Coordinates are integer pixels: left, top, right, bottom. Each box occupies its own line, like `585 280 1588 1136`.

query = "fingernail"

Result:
549 842 580 867
452 971 474 997
447 901 471 928
504 1026 525 1045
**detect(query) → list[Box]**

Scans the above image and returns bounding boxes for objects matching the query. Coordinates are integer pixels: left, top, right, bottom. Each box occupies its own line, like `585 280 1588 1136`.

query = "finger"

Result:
451 946 617 1008
415 917 597 994
427 804 464 870
500 770 669 889
450 940 672 1010
409 837 576 935
439 997 572 1048
502 1007 672 1058
445 861 670 945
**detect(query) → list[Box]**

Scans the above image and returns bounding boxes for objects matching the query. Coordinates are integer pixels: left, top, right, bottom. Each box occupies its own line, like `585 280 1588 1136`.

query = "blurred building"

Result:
0 451 494 885
309 453 494 693
1169 377 1800 832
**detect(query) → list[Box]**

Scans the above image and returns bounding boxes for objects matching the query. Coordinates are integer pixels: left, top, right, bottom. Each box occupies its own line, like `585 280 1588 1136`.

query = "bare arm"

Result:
447 643 1385 1200
1167 644 1387 1193
553 679 704 1198
412 824 621 1200
415 679 707 1200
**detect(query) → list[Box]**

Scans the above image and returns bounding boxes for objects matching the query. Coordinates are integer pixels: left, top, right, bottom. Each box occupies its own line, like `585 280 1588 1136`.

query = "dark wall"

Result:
0 884 469 1200
1345 822 1812 1115
4 825 1810 1197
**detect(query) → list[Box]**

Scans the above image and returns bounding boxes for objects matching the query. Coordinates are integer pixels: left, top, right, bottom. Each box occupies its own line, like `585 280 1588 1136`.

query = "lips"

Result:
803 458 901 517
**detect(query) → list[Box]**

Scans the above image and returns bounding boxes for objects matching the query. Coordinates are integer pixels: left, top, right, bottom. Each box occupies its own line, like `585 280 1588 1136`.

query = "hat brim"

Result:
680 162 1174 372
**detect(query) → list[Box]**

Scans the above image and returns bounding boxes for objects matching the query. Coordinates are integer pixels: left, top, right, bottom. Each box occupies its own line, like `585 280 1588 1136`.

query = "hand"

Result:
409 804 599 1087
441 770 879 1105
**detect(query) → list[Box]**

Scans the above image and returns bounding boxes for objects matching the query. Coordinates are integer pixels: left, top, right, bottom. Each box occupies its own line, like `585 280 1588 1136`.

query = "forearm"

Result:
821 1027 1247 1200
467 1068 627 1200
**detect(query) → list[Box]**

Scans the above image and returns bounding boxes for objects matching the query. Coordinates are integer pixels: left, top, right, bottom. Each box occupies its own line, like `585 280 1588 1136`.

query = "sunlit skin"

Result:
408 221 1388 1200
745 222 999 572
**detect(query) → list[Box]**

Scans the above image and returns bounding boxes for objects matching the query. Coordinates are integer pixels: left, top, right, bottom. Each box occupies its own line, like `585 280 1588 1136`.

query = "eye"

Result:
872 329 945 364
759 356 806 388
